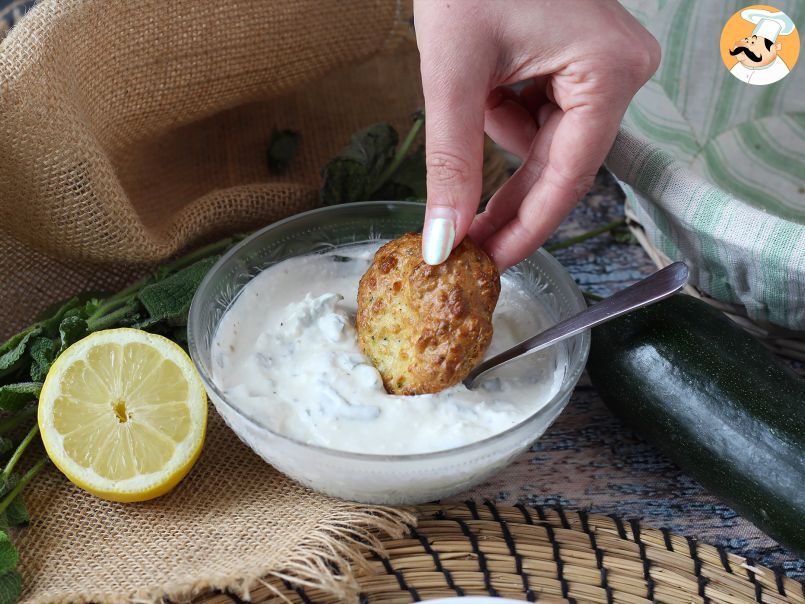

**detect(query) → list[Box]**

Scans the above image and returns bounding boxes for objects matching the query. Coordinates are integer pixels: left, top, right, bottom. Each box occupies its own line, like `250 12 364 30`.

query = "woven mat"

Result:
197 503 805 604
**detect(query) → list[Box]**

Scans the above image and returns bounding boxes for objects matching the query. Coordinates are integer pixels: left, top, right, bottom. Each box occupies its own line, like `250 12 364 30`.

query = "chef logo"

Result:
720 5 799 85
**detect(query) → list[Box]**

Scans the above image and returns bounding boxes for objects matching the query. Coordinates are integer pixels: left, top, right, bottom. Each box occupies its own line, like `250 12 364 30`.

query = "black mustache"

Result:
730 46 763 62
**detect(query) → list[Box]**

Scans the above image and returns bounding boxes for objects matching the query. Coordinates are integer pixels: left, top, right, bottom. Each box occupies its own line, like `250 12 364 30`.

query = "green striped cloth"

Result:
607 0 805 330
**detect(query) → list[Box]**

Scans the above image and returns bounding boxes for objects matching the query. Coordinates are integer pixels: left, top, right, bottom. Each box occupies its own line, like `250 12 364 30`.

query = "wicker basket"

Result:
198 502 804 604
625 207 805 363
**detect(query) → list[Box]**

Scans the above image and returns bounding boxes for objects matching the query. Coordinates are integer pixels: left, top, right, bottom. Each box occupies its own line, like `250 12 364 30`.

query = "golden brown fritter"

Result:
356 232 501 395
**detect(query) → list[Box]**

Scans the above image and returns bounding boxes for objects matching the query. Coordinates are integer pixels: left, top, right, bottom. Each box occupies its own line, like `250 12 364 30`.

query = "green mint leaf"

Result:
4 495 27 528
371 180 416 202
35 296 80 331
36 291 102 336
0 570 21 604
137 257 219 327
321 159 369 205
62 307 85 321
320 122 398 205
0 474 16 499
29 337 57 382
82 298 102 316
113 313 145 328
390 146 426 199
372 145 426 201
0 439 12 457
0 329 40 376
59 316 88 352
0 384 41 413
0 532 17 575
267 129 300 174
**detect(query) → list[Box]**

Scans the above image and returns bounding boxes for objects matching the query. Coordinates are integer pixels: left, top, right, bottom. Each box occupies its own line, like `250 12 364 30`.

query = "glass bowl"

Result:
188 201 589 504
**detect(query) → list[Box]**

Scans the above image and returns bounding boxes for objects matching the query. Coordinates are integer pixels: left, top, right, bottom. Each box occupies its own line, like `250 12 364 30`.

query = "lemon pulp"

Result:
38 328 207 502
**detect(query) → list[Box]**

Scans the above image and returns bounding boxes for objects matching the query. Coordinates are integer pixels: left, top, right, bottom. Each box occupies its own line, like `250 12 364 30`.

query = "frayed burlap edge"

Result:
28 504 415 604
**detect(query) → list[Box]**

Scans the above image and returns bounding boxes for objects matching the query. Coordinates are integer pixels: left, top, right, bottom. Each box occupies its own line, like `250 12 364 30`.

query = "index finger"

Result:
419 69 487 265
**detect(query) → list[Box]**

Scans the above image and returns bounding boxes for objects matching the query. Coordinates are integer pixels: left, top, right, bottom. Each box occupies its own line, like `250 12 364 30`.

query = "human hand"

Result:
415 0 660 269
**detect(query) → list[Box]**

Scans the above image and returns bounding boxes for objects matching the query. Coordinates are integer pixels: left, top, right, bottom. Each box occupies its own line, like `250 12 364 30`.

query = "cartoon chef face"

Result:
730 34 781 68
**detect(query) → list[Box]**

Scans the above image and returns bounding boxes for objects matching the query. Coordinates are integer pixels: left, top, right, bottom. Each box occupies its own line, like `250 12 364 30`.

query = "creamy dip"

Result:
212 242 565 455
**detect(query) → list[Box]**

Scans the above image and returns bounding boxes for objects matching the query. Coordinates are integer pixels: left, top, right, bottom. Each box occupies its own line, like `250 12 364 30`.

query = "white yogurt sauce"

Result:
212 242 566 455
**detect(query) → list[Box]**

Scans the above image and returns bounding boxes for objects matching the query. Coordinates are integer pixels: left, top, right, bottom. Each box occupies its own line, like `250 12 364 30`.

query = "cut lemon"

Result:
38 328 207 502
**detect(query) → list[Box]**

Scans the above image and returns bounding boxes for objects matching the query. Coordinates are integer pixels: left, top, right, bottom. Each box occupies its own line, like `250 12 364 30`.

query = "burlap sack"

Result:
0 0 425 601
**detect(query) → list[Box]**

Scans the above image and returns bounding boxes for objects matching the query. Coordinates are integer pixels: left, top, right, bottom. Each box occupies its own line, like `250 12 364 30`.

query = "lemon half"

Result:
38 328 207 502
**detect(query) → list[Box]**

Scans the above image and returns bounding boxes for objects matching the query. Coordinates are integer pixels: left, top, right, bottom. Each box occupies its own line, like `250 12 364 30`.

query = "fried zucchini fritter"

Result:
356 232 500 395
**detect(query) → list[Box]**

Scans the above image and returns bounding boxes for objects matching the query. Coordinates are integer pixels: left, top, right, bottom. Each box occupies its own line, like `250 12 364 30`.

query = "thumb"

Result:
419 58 488 265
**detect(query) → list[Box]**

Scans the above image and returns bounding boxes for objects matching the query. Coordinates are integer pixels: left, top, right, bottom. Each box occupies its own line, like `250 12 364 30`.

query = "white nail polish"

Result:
422 217 455 265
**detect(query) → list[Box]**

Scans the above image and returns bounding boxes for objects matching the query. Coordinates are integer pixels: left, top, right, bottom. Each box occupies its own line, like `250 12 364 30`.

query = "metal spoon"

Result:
463 261 689 388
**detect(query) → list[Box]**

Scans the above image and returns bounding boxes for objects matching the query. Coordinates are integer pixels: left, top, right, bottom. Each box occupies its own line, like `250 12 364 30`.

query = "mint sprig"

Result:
0 234 245 602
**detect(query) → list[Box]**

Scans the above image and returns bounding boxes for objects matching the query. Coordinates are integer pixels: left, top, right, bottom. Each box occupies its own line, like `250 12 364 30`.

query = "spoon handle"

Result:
464 261 689 387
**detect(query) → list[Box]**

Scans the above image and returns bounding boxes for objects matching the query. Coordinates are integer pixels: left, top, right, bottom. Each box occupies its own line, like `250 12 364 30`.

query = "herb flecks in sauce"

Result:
212 243 566 455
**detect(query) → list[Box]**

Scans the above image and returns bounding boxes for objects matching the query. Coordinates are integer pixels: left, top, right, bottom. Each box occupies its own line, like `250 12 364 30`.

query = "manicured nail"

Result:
422 216 455 265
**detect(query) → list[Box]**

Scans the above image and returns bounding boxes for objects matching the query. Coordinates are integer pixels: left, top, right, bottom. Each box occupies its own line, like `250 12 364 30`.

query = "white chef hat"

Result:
741 8 796 42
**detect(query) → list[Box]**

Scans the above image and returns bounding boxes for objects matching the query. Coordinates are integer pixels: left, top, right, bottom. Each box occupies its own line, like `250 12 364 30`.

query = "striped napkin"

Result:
607 0 805 330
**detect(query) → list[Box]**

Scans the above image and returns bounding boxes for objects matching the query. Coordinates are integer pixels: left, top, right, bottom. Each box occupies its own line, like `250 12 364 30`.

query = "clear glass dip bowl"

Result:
188 201 589 504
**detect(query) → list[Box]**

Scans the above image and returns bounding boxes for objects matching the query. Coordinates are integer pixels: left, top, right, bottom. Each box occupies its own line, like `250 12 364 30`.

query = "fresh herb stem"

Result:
2 425 39 480
371 112 425 196
88 296 137 324
87 235 243 331
162 236 241 274
87 281 147 325
544 219 626 253
86 300 140 332
0 457 48 516
0 408 36 436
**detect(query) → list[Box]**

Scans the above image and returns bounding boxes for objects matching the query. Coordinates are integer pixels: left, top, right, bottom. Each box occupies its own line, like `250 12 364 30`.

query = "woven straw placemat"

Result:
198 502 804 604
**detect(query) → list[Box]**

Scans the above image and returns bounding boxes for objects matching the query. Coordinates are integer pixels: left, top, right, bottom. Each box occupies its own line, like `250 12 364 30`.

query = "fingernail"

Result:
422 214 456 265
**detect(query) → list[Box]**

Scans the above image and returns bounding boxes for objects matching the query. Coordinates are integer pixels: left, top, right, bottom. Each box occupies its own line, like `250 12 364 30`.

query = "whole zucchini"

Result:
587 294 805 554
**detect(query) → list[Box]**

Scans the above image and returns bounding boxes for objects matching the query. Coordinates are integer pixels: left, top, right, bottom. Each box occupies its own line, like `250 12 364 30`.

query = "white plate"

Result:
421 598 528 603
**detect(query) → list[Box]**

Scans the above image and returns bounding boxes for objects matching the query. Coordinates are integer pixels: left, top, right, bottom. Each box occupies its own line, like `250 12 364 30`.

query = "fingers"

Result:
483 78 553 159
469 104 563 245
417 36 490 265
479 103 623 269
420 84 487 265
519 76 552 114
484 88 537 159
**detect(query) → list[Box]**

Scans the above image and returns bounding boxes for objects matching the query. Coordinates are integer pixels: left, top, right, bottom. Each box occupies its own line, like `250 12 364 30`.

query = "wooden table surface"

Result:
446 169 804 581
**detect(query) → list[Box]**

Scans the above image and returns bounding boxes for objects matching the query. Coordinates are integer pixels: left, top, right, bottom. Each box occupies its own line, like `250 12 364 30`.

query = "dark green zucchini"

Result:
587 294 805 554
